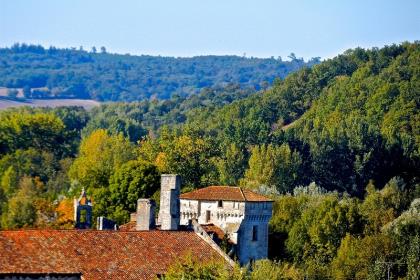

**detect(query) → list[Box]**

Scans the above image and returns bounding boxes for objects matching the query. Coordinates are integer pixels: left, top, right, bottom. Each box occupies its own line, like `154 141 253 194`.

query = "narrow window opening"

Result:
206 210 211 223
218 200 223 208
252 225 258 241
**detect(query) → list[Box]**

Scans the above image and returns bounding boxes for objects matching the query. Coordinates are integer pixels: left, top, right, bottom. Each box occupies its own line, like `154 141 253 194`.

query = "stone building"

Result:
0 175 231 279
179 186 273 265
0 175 272 279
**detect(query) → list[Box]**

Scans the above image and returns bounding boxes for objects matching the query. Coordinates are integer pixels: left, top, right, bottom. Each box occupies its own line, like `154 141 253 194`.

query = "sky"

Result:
1 0 419 60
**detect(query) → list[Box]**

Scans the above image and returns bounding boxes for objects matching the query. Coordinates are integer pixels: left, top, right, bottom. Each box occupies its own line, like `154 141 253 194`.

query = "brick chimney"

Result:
136 199 156 231
158 174 181 230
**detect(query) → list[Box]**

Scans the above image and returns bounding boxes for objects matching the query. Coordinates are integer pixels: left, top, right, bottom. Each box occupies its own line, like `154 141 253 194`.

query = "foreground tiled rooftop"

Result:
0 229 225 280
180 186 272 202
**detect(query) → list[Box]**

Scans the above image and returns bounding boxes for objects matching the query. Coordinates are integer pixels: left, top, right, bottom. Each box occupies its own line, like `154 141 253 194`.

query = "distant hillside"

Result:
0 98 100 110
182 41 419 194
0 44 319 102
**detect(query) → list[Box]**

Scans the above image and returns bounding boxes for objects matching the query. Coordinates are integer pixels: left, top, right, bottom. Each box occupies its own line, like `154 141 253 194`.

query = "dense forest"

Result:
0 43 318 101
0 42 418 279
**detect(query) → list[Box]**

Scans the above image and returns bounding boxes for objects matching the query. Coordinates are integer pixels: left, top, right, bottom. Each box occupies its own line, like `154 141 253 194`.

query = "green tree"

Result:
286 196 362 277
241 144 302 193
1 176 37 228
406 235 420 280
163 254 236 280
138 126 218 188
360 178 407 234
330 234 394 280
104 160 160 224
82 109 147 143
0 112 66 155
382 198 420 279
0 166 18 198
250 260 300 280
69 129 136 189
217 143 246 186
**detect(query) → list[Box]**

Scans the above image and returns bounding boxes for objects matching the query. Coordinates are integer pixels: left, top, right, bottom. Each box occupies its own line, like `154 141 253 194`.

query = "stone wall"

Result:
136 199 156 230
180 199 273 265
237 202 273 265
180 200 245 226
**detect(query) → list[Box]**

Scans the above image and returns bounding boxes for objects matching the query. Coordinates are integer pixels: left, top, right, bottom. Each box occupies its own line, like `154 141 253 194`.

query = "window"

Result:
218 200 223 208
252 225 258 241
206 210 211 223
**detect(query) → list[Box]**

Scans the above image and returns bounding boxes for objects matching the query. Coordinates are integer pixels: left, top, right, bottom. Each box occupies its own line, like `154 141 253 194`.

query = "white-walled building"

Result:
180 186 273 265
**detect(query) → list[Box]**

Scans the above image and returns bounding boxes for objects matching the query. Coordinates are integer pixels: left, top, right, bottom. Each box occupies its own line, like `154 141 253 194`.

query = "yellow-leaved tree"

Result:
69 129 136 189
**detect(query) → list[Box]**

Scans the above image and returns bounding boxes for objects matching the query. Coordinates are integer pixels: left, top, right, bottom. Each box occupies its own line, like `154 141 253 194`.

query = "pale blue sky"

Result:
1 0 419 59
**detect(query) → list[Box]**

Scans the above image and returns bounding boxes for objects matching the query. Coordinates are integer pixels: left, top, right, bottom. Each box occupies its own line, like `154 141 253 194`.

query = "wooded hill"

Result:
0 44 318 101
0 42 418 279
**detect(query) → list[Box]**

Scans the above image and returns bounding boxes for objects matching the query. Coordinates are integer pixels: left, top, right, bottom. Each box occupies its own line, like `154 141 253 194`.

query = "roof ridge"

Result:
239 187 247 202
0 227 226 279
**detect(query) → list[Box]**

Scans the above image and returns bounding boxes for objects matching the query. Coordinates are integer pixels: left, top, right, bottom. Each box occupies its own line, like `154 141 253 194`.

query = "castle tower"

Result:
158 174 181 230
74 188 93 229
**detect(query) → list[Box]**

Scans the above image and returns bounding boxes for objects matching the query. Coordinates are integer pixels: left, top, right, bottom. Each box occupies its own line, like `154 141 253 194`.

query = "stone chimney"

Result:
136 199 156 231
130 213 137 222
158 174 181 230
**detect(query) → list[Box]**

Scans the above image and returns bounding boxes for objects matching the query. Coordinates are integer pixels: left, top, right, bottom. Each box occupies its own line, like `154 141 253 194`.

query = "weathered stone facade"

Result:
179 187 273 265
236 202 272 264
158 174 181 230
136 199 156 230
97 175 272 266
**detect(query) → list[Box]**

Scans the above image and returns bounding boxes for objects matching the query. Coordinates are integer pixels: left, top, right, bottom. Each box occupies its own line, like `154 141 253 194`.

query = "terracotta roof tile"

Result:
0 229 225 280
118 221 136 231
201 224 234 245
242 189 273 202
180 186 272 202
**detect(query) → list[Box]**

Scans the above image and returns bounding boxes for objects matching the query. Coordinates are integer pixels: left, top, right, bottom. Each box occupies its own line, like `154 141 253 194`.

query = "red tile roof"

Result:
118 221 136 231
201 224 234 245
0 229 226 280
180 186 272 202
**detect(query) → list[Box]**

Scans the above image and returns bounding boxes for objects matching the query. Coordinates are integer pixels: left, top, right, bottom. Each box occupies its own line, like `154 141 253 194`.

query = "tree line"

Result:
0 43 318 101
0 42 418 279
